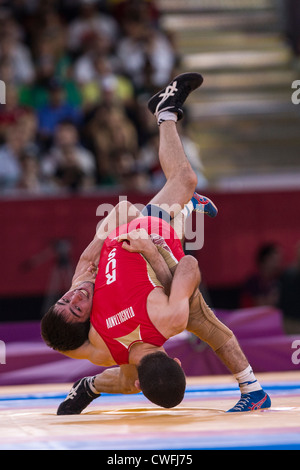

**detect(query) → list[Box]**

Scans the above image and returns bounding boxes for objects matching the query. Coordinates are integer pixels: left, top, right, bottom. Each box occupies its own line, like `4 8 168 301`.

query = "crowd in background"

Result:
240 241 300 334
1 0 299 328
0 0 207 195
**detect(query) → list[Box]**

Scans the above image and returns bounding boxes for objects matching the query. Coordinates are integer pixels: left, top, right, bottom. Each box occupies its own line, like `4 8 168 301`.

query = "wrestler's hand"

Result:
87 262 97 278
117 229 156 257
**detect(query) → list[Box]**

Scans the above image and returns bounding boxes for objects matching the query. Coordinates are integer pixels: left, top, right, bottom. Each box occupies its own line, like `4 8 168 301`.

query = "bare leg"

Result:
214 336 249 375
157 121 193 181
147 121 197 217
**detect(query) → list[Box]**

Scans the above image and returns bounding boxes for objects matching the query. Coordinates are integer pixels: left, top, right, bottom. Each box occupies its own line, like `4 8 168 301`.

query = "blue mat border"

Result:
0 382 299 402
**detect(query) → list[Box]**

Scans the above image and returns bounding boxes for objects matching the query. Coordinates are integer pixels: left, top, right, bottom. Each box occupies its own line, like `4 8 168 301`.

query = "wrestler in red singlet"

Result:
90 216 185 364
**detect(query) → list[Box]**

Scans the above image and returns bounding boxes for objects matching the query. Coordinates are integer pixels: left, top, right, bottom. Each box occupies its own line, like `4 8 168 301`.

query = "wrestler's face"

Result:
55 282 94 323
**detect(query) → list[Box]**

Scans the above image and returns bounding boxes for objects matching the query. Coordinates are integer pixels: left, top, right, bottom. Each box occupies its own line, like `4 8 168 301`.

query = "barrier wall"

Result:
0 189 299 297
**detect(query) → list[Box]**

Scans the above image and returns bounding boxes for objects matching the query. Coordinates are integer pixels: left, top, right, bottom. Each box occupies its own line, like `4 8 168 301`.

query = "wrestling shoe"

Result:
226 389 271 413
147 72 203 124
57 377 100 415
192 192 218 218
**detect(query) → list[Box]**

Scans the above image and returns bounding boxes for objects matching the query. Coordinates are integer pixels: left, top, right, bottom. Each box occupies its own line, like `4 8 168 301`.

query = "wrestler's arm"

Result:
93 365 141 395
118 229 173 295
162 255 201 337
72 201 142 285
118 228 201 311
144 245 173 296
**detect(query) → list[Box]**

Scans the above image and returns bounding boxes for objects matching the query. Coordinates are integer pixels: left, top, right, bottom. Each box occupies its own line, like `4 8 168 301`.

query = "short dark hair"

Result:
137 351 186 408
41 305 90 351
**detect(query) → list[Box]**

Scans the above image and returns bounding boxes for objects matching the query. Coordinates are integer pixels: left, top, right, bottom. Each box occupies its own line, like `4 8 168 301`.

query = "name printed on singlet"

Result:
106 306 135 329
106 248 117 285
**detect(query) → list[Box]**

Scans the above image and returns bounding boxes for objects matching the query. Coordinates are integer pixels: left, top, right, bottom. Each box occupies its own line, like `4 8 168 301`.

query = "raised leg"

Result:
145 73 204 218
148 121 197 215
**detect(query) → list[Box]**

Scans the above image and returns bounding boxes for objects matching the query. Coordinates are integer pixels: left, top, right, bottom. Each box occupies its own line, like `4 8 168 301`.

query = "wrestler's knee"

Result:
171 166 197 199
183 167 197 197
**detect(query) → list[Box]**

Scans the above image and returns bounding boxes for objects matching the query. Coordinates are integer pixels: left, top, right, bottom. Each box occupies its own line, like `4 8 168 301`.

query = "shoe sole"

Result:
195 201 218 218
148 72 204 118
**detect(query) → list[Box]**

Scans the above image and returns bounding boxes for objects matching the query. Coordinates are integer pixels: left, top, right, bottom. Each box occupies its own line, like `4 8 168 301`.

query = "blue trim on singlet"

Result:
141 204 172 224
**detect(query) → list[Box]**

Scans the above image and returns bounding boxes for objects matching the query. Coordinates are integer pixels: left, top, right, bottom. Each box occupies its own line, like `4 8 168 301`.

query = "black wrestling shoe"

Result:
57 377 100 415
147 72 203 124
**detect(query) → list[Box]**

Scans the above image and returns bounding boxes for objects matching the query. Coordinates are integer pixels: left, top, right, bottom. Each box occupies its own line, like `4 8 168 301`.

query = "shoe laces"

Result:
232 394 251 411
64 380 82 401
158 82 178 103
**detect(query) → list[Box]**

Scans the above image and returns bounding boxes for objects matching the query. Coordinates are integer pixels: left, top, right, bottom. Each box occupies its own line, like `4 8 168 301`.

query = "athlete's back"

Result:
90 216 185 364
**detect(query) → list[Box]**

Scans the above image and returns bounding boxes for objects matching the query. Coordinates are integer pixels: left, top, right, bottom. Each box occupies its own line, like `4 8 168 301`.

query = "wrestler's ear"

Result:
174 357 182 367
135 379 141 391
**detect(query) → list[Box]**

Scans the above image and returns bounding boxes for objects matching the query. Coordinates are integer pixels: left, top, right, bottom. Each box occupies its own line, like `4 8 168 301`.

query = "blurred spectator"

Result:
279 241 300 334
0 0 199 196
110 0 160 27
111 147 150 192
0 55 17 86
40 119 96 191
34 8 68 64
0 118 41 191
37 78 82 140
80 55 134 110
116 15 176 94
0 21 35 85
67 0 119 53
15 108 39 147
137 130 160 188
17 144 44 192
19 32 82 110
83 103 139 187
240 243 282 309
0 84 28 139
18 6 82 109
0 124 24 190
73 32 119 85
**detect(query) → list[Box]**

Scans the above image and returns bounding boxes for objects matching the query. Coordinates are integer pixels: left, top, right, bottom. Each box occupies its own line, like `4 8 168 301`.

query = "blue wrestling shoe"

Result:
227 389 271 413
192 192 218 218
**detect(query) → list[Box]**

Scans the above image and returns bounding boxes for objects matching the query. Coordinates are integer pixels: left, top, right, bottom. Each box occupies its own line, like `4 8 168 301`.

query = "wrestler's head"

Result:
136 351 186 408
40 282 93 351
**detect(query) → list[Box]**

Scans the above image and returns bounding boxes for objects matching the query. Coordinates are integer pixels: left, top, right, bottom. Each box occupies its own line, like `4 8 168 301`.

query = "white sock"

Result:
181 200 194 218
234 365 262 394
86 376 101 395
157 110 178 126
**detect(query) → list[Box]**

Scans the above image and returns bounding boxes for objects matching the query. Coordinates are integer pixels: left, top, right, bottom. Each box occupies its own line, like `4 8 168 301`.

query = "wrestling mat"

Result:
0 372 299 451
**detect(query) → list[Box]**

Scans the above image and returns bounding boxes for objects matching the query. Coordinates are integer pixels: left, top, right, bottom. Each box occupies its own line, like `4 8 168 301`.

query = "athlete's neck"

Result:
128 342 166 365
